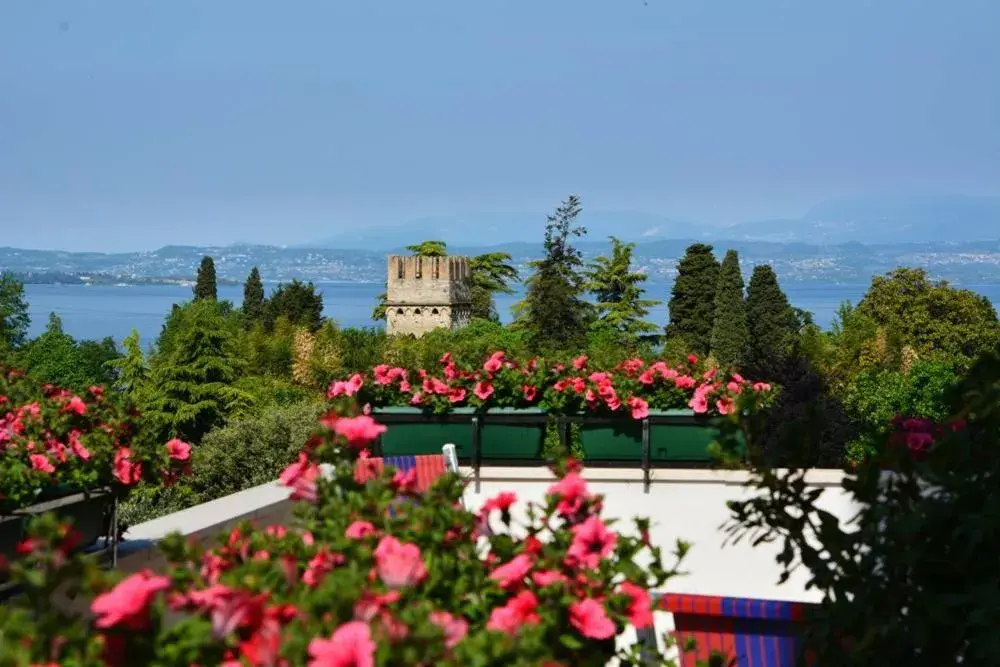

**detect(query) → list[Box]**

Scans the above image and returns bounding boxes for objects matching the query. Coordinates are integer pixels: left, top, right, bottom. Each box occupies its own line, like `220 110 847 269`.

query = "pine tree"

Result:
0 273 30 354
665 243 720 355
106 329 148 397
470 252 519 322
745 264 798 374
242 267 265 328
143 300 249 443
586 237 660 346
710 249 749 367
516 195 593 349
194 256 218 301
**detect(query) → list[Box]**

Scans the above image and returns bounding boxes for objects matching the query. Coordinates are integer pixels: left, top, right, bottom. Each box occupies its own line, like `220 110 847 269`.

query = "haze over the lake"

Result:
2 0 998 252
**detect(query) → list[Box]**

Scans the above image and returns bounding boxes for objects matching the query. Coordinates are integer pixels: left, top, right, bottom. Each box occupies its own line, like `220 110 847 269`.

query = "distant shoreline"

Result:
3 272 240 287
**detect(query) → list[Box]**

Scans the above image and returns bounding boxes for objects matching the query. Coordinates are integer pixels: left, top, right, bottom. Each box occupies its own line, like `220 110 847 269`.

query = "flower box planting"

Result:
0 369 192 565
337 352 768 465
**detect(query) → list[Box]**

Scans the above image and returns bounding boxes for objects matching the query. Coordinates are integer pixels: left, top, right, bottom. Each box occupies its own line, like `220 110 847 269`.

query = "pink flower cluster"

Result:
889 415 966 459
338 351 772 418
1 370 193 508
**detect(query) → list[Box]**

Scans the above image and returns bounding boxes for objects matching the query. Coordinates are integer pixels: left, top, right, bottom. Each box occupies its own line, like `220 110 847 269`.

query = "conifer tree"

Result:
710 249 749 367
264 280 324 332
516 195 592 349
242 267 265 328
194 256 218 301
106 329 148 397
0 273 30 355
586 237 660 346
745 263 798 374
665 243 720 355
144 300 248 443
470 252 519 322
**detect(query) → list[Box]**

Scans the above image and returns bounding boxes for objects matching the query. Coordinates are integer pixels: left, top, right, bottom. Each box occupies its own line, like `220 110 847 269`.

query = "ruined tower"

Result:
385 255 472 337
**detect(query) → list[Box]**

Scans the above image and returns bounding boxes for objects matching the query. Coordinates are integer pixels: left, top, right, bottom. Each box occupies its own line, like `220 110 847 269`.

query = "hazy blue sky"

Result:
2 0 998 251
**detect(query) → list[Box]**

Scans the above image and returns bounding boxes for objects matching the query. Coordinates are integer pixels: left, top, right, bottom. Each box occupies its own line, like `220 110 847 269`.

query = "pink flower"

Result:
487 590 541 634
573 355 589 370
532 570 568 587
67 429 91 460
64 396 87 415
113 448 142 485
308 621 376 667
687 354 698 364
752 382 771 393
716 397 734 415
569 598 616 639
345 521 377 540
483 352 504 373
334 415 388 449
29 453 55 473
91 570 171 629
568 515 617 569
374 536 427 588
279 452 320 502
674 374 696 389
490 554 533 589
302 548 345 587
638 369 656 385
473 381 494 401
522 385 538 402
619 581 654 629
548 472 589 517
688 384 712 414
430 611 468 648
165 438 191 461
627 396 649 420
448 387 467 403
328 373 365 399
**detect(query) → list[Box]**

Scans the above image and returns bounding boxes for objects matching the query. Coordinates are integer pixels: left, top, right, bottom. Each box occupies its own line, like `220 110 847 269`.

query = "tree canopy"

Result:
586 237 659 346
665 243 720 355
710 249 749 367
193 256 218 301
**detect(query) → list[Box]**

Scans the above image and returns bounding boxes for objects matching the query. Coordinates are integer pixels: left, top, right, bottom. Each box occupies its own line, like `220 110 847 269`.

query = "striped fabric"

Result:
658 593 813 667
353 454 449 493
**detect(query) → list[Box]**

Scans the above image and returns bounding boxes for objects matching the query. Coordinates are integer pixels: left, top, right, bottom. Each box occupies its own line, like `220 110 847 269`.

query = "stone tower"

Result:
385 255 472 337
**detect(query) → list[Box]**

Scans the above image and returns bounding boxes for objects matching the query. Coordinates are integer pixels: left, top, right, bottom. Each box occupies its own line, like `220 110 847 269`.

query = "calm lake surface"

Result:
24 282 1000 346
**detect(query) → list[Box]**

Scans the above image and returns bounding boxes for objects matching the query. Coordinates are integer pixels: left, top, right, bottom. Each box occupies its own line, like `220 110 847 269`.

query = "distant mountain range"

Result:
302 195 1000 249
3 195 999 286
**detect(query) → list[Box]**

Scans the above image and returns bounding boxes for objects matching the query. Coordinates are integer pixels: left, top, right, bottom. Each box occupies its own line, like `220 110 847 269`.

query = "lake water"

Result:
23 282 1000 346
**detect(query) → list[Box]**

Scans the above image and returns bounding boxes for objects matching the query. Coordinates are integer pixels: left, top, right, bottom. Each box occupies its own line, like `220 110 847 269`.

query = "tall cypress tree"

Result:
745 264 798 374
194 256 218 301
242 267 265 328
516 195 593 350
710 249 749 367
665 243 720 355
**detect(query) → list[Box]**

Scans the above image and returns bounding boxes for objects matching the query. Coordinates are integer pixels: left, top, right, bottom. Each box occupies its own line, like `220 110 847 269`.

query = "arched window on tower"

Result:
414 308 422 316
395 308 404 315
431 308 439 315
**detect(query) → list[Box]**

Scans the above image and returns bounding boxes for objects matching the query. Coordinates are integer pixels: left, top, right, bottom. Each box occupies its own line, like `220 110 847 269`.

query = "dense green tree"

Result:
18 313 118 391
710 249 749 367
264 280 324 332
193 256 218 301
106 329 149 397
242 267 265 328
516 195 592 349
470 252 519 322
745 264 798 375
854 267 1000 369
665 243 720 355
585 237 659 346
405 240 448 256
143 300 249 443
0 273 30 355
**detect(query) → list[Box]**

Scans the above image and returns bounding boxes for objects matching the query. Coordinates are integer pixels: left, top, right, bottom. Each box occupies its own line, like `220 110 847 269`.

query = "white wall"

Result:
461 466 855 603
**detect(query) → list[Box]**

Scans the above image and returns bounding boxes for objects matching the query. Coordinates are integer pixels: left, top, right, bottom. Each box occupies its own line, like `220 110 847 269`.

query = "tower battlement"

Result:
385 255 472 336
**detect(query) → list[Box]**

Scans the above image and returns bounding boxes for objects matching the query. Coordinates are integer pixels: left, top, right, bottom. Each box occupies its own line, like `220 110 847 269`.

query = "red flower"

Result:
522 385 538 401
481 491 517 514
573 355 589 370
308 621 376 667
627 396 649 420
569 598 616 639
90 570 171 629
448 387 467 403
568 515 617 569
113 448 142 485
489 554 533 589
487 590 541 634
547 472 589 517
302 548 345 588
374 536 427 588
64 396 87 415
532 570 568 587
